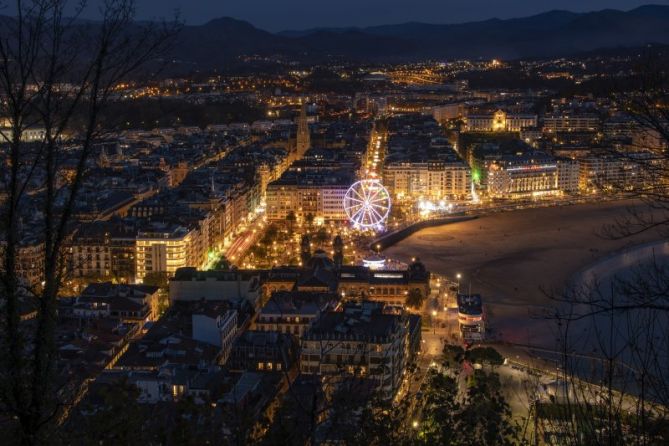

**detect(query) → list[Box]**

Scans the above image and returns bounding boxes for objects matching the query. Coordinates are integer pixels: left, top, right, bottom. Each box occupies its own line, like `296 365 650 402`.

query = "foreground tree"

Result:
548 55 669 444
0 1 177 443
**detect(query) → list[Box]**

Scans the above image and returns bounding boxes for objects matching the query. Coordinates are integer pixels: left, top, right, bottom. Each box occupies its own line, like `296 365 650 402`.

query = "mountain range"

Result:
123 5 669 69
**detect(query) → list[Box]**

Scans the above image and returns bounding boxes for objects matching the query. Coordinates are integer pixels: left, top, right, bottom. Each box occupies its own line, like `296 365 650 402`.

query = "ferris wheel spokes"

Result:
343 179 391 230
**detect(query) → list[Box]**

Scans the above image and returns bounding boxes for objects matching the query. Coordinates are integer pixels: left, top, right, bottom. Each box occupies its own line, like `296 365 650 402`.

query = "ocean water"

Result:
561 241 669 400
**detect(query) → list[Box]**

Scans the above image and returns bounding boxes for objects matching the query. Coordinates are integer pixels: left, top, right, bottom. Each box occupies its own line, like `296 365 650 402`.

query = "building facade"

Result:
300 302 411 400
136 225 204 282
543 114 600 133
465 110 538 132
265 171 353 221
383 161 471 202
487 153 562 198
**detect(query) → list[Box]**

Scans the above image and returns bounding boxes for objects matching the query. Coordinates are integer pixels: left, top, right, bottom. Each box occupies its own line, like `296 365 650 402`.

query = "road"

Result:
225 229 257 263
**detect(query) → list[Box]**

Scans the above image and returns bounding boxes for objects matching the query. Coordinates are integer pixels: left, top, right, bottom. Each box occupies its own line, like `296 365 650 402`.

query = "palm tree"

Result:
406 288 424 309
286 211 296 235
305 213 315 230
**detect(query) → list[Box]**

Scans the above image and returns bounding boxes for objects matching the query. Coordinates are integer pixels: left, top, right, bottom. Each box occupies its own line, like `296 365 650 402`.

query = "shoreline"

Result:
569 238 669 288
384 199 665 347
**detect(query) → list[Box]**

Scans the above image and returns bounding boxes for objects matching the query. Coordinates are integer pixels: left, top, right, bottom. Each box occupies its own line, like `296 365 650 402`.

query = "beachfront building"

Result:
577 154 653 193
487 152 560 198
383 160 472 202
457 293 485 342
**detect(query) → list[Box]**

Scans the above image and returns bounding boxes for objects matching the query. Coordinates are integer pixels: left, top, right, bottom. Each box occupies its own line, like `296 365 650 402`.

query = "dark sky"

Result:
16 1 669 31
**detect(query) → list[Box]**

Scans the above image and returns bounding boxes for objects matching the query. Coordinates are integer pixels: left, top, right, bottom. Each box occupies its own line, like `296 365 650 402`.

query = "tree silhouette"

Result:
286 211 296 235
0 2 178 443
406 288 425 309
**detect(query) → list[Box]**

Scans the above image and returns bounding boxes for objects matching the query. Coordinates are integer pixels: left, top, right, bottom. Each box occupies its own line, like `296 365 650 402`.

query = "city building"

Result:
67 221 137 283
169 267 262 307
383 160 471 202
487 152 562 198
457 293 485 342
300 301 415 400
78 282 161 323
55 298 142 396
192 307 238 364
0 236 45 287
0 125 47 142
432 102 465 123
465 110 538 132
338 260 431 306
543 114 600 133
556 158 580 193
113 302 227 372
254 290 337 338
578 154 652 193
228 330 296 372
261 252 431 308
265 169 354 221
135 223 205 282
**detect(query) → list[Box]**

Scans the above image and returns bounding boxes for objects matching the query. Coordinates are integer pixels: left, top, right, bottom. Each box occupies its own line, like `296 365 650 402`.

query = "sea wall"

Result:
371 215 478 251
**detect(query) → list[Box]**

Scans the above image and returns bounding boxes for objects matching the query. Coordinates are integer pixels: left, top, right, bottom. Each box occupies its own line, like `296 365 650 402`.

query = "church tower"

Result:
296 102 311 158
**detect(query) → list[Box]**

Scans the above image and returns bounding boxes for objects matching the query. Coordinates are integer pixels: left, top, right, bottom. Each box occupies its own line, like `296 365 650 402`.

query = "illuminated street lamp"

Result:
456 273 462 294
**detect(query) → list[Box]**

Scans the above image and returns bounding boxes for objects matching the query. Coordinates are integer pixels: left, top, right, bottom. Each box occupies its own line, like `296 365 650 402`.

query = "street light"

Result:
456 273 462 294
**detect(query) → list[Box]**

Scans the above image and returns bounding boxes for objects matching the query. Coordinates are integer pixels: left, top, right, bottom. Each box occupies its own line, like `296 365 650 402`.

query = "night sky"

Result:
11 0 669 31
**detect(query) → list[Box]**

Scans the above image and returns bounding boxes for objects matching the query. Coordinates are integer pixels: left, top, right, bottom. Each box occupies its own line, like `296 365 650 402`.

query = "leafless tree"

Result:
543 56 669 444
0 1 178 443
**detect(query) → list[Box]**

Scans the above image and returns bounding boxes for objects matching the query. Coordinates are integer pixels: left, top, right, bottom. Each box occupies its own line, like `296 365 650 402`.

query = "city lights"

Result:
343 179 391 230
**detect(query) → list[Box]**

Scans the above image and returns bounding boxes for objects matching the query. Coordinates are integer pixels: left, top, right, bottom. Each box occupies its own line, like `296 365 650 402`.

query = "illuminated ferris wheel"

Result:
343 179 391 230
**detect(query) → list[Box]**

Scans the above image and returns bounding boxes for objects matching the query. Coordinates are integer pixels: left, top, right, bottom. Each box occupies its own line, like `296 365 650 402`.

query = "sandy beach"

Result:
385 200 665 345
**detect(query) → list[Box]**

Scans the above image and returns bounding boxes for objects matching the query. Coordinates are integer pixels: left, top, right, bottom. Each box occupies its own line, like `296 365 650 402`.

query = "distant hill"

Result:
6 5 669 71
167 5 669 68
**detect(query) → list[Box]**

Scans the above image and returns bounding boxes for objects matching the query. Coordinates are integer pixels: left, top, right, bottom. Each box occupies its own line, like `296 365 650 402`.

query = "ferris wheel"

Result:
343 179 391 230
